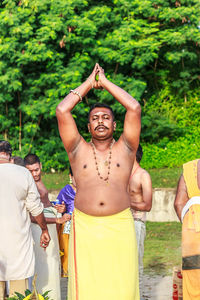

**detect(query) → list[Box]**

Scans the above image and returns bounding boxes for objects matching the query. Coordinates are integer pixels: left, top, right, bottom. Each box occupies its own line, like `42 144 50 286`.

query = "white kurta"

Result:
0 163 43 281
31 207 61 300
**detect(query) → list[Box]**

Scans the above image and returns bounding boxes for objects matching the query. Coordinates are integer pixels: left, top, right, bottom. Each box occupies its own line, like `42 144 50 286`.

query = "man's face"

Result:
88 107 116 140
26 162 42 182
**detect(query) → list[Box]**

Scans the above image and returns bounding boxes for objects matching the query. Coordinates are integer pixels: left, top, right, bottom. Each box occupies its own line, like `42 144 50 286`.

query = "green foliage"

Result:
7 289 50 300
141 129 200 169
0 0 200 170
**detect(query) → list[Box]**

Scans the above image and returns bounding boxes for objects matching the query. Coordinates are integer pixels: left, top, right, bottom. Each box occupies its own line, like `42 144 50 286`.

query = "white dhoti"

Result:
31 207 61 300
134 220 146 300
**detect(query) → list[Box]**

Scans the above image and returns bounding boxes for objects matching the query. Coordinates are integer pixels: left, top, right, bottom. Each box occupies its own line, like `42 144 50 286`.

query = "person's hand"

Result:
87 63 102 90
54 201 66 213
56 213 71 224
96 64 106 89
40 229 50 249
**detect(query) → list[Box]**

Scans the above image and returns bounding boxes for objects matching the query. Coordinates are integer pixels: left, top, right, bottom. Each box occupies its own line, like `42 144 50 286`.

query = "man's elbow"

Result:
130 101 141 114
56 104 64 118
146 203 152 212
174 201 179 214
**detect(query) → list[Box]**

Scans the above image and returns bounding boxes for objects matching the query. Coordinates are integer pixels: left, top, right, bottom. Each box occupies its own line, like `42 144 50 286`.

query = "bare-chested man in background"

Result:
128 145 152 300
56 63 141 300
24 154 61 300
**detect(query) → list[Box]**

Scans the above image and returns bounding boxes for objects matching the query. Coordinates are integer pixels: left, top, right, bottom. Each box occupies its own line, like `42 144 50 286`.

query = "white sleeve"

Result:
26 172 43 216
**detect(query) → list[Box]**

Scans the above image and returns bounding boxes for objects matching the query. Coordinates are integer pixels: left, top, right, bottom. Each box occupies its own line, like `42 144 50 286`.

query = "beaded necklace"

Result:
90 139 115 183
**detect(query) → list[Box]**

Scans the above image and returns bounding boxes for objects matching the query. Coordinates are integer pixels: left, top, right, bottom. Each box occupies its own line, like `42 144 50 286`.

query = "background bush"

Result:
0 0 200 170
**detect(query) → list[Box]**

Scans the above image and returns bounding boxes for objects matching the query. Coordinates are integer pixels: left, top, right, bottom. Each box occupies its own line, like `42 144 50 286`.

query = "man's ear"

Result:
40 162 42 170
113 121 116 131
88 123 91 133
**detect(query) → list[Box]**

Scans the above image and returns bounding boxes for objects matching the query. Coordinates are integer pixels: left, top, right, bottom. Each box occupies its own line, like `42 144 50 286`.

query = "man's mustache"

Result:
95 125 109 131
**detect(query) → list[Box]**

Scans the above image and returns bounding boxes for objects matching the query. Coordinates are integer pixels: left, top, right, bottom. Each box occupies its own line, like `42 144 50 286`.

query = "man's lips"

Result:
95 125 108 131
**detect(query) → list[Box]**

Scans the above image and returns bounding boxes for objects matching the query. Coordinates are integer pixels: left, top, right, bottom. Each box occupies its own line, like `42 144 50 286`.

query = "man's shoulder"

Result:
139 167 150 176
36 180 48 192
183 159 199 168
1 163 29 175
134 167 151 184
0 164 32 190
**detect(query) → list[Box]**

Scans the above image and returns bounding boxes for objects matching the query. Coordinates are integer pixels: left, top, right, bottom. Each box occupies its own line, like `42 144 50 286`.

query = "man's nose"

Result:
98 118 103 123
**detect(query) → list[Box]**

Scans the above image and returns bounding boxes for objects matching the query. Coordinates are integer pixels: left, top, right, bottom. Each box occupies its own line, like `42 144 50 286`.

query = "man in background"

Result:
24 154 61 300
128 145 152 300
174 159 200 299
0 141 50 299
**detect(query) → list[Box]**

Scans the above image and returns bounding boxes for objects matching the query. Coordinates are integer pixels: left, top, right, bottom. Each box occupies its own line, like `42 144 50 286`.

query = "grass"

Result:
144 221 182 275
42 170 69 191
149 167 182 188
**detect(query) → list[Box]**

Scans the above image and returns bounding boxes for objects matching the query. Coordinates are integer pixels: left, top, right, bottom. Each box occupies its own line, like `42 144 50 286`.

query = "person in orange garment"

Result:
174 159 200 299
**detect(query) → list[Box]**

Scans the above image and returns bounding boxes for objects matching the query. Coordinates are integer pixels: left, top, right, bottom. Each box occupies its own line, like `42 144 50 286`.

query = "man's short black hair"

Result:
24 154 40 165
0 140 12 156
136 144 143 163
12 156 25 167
88 103 115 121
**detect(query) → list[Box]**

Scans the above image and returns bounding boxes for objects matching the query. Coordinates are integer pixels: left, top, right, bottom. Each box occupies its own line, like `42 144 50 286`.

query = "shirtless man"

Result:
128 145 152 300
56 63 141 300
24 154 62 300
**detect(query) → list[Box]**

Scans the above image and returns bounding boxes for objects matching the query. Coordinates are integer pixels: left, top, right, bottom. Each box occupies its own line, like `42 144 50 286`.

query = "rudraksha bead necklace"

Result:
90 139 115 183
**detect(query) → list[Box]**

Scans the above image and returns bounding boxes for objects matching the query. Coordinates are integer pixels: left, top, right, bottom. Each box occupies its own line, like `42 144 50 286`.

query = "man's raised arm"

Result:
56 64 99 153
97 64 141 152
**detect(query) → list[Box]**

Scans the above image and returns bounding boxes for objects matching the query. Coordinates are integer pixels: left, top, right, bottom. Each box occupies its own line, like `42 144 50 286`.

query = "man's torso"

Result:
129 167 146 222
69 138 135 216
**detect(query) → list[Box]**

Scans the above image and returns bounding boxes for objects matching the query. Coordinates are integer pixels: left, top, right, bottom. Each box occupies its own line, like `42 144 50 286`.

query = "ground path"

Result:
60 274 173 300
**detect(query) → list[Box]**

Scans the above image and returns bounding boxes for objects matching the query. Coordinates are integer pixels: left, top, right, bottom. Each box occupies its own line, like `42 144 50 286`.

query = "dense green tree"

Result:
0 0 199 170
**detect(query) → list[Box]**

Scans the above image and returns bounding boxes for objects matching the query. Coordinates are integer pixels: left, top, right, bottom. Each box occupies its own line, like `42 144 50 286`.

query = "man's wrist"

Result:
70 90 82 102
41 226 48 231
100 76 109 89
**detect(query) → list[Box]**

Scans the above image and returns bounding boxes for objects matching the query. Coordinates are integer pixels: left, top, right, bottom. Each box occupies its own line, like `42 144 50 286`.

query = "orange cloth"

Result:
59 223 70 277
183 159 200 199
182 269 200 299
182 160 200 299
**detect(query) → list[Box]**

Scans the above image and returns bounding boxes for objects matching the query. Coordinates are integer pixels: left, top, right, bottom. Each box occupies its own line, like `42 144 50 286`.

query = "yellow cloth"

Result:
68 208 139 300
58 223 70 277
183 159 200 199
182 160 200 299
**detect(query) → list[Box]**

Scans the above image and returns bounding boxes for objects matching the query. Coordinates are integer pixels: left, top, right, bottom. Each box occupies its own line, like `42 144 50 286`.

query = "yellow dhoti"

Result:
182 203 200 299
68 208 139 300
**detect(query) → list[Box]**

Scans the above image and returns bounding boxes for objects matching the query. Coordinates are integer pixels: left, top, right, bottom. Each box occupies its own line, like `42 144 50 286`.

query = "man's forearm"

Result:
101 77 140 112
31 215 57 225
34 212 48 231
131 201 151 212
56 80 91 114
174 203 183 222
